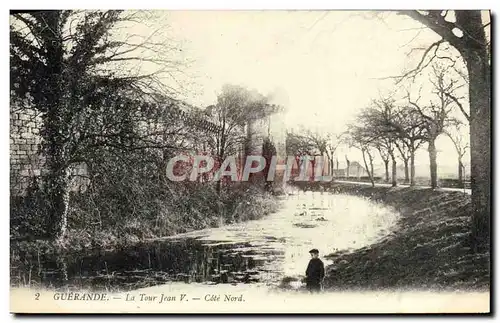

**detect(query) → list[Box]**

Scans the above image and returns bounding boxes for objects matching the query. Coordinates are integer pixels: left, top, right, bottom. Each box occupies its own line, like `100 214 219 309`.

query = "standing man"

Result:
305 248 325 293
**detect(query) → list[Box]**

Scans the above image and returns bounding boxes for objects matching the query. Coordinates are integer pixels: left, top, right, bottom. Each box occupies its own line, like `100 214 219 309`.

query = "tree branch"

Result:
443 92 470 121
398 10 464 50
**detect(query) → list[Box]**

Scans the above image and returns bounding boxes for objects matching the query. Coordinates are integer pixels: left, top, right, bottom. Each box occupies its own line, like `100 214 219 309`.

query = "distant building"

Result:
332 169 346 177
287 156 369 181
345 161 368 178
326 159 368 179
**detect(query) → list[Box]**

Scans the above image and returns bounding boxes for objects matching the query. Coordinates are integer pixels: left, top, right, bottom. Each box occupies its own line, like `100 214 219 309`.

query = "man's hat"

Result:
309 248 319 254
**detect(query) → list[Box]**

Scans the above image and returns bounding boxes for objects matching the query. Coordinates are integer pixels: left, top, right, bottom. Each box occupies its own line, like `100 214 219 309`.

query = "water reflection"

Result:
11 238 284 291
11 191 399 292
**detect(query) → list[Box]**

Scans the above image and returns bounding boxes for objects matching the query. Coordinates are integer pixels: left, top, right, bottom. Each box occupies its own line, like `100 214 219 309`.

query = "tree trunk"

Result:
391 156 397 187
428 139 438 189
403 158 410 184
43 12 69 240
44 102 71 239
361 149 374 187
410 150 416 187
216 179 222 194
370 157 374 186
216 154 224 194
458 157 464 184
384 160 389 183
216 141 225 194
45 167 71 240
465 47 491 249
311 158 315 181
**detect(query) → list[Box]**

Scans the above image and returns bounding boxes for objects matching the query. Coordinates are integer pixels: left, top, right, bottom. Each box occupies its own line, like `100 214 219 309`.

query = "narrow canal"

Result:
11 191 399 292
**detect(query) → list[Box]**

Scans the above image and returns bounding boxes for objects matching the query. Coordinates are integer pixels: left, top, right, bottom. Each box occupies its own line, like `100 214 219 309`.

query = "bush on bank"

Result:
10 149 281 253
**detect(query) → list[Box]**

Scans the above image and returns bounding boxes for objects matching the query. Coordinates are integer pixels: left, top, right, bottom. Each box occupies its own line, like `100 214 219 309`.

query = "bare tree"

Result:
390 106 427 186
406 63 457 189
376 143 391 183
346 124 376 187
288 129 342 178
358 99 399 187
286 132 312 154
206 84 280 193
356 100 426 187
397 10 490 248
446 121 470 185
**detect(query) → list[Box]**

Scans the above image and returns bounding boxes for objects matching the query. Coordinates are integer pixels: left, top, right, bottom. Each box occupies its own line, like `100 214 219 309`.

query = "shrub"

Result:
11 147 280 249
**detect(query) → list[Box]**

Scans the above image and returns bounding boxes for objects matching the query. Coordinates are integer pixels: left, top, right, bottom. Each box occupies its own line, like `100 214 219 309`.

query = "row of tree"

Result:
285 128 341 177
347 62 470 189
286 11 490 250
394 11 490 250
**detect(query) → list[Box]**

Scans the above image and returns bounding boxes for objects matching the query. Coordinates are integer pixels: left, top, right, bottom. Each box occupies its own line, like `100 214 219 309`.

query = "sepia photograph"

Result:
8 8 491 314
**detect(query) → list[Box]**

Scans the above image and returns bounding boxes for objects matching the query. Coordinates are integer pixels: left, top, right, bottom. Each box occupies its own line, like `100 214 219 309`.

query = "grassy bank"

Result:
10 183 281 255
296 182 489 291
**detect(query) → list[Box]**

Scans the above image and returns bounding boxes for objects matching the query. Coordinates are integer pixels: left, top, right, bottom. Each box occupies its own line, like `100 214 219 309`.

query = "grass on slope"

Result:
321 184 489 291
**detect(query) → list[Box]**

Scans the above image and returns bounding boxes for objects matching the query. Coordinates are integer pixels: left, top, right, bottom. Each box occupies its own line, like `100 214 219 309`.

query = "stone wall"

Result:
10 107 43 195
10 103 285 195
10 108 88 196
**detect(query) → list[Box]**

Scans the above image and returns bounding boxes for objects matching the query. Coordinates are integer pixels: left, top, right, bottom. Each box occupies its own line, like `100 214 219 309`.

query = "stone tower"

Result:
269 88 288 194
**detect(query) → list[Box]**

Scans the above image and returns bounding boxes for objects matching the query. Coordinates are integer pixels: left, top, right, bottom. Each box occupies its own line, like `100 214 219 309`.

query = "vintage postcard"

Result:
9 9 491 314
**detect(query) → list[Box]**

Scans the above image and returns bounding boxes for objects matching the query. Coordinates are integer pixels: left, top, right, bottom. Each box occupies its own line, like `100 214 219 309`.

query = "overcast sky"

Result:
128 10 489 171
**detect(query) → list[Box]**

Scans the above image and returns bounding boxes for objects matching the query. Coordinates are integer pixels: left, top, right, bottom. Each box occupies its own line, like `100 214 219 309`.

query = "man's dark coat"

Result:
305 258 325 292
